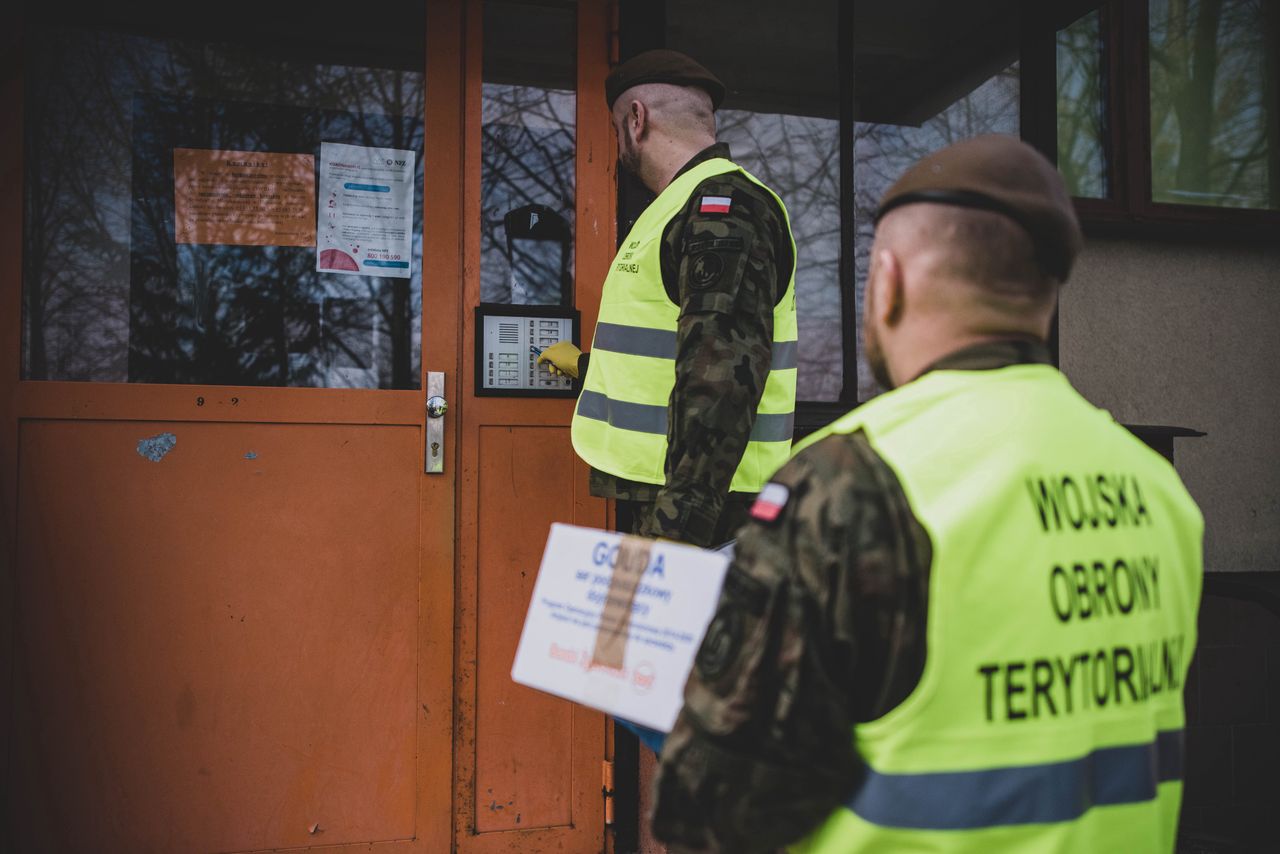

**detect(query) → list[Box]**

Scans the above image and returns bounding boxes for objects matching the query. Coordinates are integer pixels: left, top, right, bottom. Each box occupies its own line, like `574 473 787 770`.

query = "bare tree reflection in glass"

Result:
854 65 1021 400
23 26 426 388
1057 11 1109 199
23 28 136 382
480 83 576 305
717 110 842 402
1149 0 1277 209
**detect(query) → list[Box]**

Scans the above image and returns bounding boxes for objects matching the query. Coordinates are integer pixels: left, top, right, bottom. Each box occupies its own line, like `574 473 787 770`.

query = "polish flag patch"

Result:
699 195 732 214
750 482 791 523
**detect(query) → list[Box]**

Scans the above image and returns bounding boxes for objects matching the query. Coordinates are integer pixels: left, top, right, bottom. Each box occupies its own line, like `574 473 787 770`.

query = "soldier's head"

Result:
606 50 724 192
863 135 1082 389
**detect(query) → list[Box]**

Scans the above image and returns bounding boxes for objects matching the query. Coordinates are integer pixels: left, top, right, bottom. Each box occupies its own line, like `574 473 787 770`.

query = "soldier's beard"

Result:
864 322 894 391
619 130 642 176
863 289 895 390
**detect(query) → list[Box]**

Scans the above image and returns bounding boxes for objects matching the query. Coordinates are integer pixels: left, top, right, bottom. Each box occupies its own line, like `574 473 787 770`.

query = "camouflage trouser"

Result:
615 494 754 549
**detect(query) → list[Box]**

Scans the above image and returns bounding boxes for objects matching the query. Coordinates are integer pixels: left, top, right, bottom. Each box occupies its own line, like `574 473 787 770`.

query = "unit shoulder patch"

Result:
694 607 741 680
689 251 724 289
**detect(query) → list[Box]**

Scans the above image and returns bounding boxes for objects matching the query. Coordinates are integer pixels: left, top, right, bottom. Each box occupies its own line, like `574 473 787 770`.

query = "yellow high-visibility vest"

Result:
789 363 1203 853
571 158 798 493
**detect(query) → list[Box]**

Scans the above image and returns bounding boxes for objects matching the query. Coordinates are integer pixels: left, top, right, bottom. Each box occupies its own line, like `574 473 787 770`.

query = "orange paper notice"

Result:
174 148 316 246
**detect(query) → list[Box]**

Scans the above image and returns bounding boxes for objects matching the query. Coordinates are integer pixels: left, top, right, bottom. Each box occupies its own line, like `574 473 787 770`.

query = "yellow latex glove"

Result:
537 340 582 379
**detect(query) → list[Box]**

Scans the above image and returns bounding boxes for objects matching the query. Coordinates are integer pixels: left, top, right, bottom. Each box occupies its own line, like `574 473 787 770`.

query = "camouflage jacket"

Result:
651 340 1053 853
587 142 795 548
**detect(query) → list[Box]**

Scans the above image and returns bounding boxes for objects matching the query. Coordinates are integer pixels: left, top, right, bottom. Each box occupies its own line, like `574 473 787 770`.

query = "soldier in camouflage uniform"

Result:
538 49 796 549
650 340 1041 852
652 136 1202 853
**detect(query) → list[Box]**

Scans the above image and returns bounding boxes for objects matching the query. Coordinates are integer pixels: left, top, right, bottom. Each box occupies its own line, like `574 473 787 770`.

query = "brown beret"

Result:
876 134 1083 282
605 49 726 111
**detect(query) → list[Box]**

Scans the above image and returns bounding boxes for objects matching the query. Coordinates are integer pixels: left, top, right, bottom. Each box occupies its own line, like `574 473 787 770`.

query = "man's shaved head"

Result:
612 83 716 137
611 82 718 190
863 203 1061 389
875 203 1058 303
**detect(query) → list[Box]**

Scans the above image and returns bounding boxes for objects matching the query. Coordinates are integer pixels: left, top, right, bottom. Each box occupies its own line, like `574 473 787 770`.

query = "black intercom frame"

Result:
473 303 581 398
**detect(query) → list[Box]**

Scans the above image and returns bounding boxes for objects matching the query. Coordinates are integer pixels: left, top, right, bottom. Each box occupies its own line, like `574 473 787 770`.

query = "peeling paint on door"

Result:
136 432 177 462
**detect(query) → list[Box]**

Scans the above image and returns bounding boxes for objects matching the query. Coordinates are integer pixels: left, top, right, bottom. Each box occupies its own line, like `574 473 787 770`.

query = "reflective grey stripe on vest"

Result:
594 322 677 359
593 322 799 370
577 390 794 442
848 729 1184 831
576 390 667 435
750 412 795 442
770 340 798 370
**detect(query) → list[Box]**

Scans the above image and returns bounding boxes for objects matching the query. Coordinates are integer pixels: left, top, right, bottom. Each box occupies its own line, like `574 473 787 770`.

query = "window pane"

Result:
717 112 842 402
1057 9 1110 199
665 0 842 401
1149 0 1278 209
481 0 576 306
854 64 1021 401
23 15 426 387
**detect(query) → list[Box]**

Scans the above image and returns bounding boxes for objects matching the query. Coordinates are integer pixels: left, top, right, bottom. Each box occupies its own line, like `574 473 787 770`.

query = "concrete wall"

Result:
1060 237 1280 573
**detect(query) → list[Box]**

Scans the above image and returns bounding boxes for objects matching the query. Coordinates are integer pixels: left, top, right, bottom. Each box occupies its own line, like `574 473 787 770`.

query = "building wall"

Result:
1060 237 1280 575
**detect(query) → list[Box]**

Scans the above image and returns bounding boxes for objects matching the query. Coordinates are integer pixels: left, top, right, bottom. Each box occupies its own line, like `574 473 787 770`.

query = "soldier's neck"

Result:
644 135 717 194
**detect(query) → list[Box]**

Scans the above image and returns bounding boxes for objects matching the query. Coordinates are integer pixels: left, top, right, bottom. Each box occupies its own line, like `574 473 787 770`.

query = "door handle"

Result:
425 371 446 474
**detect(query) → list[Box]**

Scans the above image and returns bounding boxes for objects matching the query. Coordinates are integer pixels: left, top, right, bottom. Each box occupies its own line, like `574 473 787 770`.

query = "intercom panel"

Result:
475 304 580 397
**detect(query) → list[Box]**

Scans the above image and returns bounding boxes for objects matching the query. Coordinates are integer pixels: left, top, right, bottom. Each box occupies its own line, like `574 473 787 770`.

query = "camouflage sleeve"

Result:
650 431 933 853
632 174 791 547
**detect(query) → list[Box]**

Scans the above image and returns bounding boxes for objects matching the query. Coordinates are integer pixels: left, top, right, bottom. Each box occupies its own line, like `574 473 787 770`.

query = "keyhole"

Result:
431 441 440 457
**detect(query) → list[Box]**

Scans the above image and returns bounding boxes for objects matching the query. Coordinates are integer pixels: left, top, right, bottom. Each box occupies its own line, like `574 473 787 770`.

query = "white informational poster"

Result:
317 142 415 278
511 524 731 733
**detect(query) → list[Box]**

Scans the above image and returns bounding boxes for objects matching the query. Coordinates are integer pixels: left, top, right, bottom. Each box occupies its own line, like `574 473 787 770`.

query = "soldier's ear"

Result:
871 248 905 328
629 100 648 140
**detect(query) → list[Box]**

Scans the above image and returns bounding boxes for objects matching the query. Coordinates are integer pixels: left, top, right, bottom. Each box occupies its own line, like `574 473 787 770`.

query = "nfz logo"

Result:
385 158 407 167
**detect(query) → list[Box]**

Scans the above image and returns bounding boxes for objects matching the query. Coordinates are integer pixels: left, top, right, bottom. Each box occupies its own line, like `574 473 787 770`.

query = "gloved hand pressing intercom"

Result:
537 340 583 379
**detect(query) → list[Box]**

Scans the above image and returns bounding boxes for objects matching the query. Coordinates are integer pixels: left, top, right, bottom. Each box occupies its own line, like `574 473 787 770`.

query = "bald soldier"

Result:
539 49 798 549
653 135 1204 853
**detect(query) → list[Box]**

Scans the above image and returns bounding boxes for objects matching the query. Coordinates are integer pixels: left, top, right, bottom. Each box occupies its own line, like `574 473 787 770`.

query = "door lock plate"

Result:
425 372 445 474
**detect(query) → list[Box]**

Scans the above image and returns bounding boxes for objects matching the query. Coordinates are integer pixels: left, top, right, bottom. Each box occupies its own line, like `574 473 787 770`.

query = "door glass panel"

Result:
1057 9 1110 199
481 0 577 306
854 65 1021 400
717 111 842 401
23 10 425 387
1149 0 1278 210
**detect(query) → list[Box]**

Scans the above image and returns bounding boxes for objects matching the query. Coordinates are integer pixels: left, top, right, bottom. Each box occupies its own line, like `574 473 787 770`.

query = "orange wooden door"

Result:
451 1 617 852
0 3 465 851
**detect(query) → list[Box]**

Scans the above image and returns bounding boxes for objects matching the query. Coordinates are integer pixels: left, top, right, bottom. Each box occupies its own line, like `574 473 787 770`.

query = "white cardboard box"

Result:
511 523 730 732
